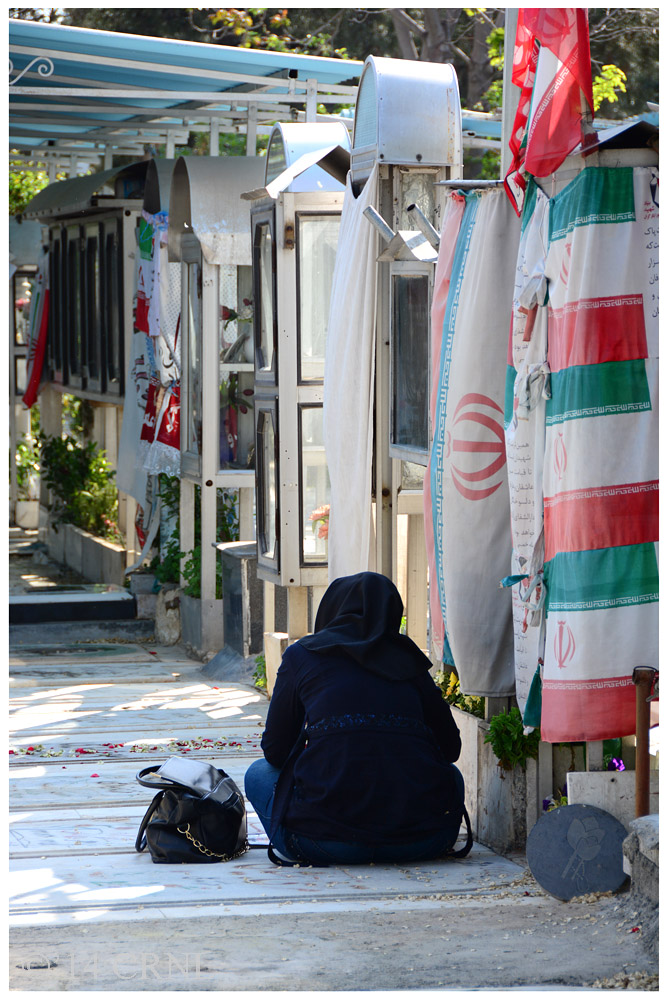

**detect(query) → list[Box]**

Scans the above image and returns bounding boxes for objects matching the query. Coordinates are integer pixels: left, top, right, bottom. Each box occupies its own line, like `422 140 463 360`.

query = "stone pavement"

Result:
8 544 659 991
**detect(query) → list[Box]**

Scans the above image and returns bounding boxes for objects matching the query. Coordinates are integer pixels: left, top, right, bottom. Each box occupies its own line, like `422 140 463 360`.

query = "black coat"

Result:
262 640 462 845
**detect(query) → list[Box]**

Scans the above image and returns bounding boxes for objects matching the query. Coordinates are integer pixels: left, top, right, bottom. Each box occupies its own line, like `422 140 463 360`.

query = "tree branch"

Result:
390 10 421 60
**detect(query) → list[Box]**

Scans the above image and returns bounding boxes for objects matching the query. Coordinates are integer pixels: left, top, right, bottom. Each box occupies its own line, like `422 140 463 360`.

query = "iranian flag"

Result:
506 9 593 214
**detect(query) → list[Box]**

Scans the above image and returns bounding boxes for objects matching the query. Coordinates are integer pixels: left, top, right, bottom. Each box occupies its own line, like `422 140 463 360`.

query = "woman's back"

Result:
263 641 462 845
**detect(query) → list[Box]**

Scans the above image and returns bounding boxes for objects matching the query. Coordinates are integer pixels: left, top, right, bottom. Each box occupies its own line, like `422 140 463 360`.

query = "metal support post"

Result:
246 106 258 156
500 8 520 179
209 120 220 156
633 666 658 817
305 79 317 122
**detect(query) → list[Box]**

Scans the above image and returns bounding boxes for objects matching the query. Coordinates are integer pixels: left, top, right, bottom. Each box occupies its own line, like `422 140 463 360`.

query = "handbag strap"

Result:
444 804 473 859
267 844 305 867
136 765 184 791
135 790 164 853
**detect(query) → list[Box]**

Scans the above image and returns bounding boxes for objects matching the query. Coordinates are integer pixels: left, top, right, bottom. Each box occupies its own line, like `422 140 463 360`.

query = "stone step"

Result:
10 585 137 625
10 618 155 646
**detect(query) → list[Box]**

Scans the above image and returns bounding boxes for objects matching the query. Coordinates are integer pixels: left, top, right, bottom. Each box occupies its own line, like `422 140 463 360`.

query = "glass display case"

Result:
169 155 266 649
251 191 343 587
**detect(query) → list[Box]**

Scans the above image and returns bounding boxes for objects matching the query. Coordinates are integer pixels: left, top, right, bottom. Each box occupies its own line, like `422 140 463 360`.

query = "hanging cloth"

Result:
539 165 659 742
22 251 50 409
323 166 379 581
423 194 465 662
430 188 520 696
504 180 551 718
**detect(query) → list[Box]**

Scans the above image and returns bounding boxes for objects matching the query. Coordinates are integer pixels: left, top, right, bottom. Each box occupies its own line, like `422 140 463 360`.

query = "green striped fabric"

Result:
504 364 517 429
549 167 635 243
546 359 652 425
544 542 659 612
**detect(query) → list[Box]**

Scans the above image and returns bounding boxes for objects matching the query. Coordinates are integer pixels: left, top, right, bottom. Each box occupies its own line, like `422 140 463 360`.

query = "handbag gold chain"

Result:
177 823 248 861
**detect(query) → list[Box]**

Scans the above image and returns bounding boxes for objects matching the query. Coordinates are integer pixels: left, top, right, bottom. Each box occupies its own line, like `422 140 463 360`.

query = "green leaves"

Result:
592 64 628 112
484 706 541 772
38 432 122 543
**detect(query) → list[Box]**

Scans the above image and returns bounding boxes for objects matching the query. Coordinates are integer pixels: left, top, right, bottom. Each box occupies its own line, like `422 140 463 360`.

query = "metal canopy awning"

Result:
22 160 149 218
9 18 362 163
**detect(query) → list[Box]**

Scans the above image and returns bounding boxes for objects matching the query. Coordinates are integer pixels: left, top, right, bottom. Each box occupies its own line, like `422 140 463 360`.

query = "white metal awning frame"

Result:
9 18 363 173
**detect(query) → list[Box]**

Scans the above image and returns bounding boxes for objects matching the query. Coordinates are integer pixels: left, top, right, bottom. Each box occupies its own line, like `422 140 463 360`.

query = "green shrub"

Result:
38 433 123 543
253 654 267 690
484 707 541 772
14 434 41 499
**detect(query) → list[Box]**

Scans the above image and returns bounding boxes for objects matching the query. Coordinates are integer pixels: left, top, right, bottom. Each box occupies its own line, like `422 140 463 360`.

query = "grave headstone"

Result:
526 803 628 901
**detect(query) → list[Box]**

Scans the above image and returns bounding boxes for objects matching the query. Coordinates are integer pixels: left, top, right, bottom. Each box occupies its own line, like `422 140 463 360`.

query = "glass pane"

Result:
265 135 287 183
219 265 253 364
187 261 202 456
15 357 27 395
255 224 275 375
86 230 100 381
13 273 33 345
68 229 82 378
402 462 425 490
398 173 436 231
298 215 340 381
51 242 63 376
105 222 122 388
392 273 429 455
300 406 330 564
220 371 255 470
258 409 277 560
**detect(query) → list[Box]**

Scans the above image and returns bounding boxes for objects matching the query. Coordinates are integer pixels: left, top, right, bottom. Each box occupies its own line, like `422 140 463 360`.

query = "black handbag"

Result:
135 756 248 864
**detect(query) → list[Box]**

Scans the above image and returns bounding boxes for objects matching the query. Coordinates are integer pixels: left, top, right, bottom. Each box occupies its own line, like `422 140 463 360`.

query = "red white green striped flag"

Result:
506 9 593 215
539 166 658 742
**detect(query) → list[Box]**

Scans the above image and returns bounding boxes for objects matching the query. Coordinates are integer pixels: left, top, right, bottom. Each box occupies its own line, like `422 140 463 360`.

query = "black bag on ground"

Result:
135 756 247 864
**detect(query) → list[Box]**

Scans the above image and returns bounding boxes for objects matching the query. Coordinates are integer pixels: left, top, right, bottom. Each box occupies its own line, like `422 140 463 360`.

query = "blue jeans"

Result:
244 757 466 866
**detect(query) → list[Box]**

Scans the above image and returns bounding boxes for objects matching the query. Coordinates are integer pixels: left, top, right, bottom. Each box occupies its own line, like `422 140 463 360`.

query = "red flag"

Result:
22 255 50 409
505 9 593 213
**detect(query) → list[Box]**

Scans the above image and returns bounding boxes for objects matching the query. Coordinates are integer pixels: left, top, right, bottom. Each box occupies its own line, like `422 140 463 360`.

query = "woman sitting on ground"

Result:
245 571 469 866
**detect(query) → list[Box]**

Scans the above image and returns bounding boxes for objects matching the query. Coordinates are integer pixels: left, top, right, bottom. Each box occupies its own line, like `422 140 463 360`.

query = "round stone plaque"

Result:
526 803 628 901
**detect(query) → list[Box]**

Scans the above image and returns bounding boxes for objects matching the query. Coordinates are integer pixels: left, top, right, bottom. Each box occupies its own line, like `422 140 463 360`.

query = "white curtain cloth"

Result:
323 166 379 582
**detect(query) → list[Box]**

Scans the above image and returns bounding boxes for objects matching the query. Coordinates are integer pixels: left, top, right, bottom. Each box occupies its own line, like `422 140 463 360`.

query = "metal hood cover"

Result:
22 161 148 219
168 155 265 265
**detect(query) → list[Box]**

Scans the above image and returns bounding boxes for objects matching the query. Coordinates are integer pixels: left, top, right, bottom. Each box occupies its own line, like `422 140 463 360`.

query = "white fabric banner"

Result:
504 183 551 715
324 166 379 582
431 189 520 696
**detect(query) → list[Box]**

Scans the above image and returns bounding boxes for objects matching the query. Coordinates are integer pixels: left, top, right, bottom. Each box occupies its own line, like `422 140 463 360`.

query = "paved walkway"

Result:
8 541 658 991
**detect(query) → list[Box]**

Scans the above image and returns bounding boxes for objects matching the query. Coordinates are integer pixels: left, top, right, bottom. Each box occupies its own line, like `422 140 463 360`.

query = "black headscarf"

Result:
298 571 433 680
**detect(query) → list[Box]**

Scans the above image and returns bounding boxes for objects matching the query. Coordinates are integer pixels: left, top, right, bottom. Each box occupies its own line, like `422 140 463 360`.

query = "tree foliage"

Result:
9 160 56 215
9 8 659 125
